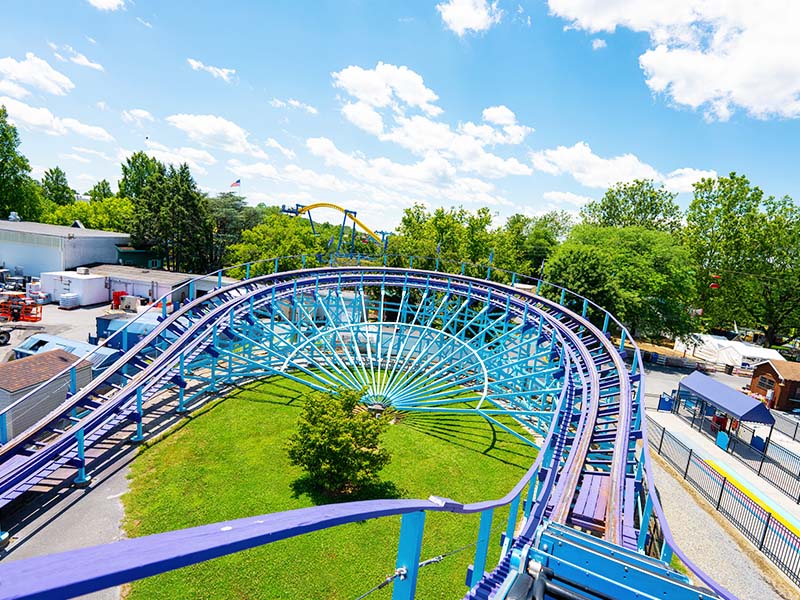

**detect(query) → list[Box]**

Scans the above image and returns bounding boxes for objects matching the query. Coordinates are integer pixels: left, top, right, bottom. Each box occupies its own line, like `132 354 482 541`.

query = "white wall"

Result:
40 272 109 305
0 236 64 275
64 235 129 270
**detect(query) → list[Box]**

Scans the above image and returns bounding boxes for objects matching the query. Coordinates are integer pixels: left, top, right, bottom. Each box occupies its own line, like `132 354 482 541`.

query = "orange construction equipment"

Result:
0 293 43 322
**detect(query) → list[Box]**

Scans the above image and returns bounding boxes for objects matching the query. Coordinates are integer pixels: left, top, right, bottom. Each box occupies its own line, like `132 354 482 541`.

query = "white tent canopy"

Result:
674 334 785 367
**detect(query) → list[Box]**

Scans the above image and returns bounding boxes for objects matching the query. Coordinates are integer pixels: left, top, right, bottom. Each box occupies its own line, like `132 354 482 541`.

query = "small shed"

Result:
0 349 92 443
676 371 775 450
750 360 800 412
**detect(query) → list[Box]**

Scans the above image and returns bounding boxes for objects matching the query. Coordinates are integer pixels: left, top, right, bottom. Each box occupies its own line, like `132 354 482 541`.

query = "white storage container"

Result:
40 271 109 306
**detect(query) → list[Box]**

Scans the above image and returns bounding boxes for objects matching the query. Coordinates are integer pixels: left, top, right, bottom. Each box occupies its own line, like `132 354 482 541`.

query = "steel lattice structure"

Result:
0 259 735 600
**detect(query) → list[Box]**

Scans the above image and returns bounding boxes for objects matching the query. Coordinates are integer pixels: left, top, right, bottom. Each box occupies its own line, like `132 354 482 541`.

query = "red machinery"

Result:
0 292 43 322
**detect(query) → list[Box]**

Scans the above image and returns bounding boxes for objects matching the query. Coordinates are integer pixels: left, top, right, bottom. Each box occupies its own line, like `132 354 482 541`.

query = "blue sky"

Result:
2 0 799 228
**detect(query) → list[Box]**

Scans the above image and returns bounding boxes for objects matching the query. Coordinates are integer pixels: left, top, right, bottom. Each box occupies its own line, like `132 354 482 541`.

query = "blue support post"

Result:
176 354 187 413
209 325 218 391
409 256 414 269
392 511 426 600
188 281 196 301
637 496 653 552
217 271 222 287
660 541 673 563
302 254 307 268
245 262 251 279
559 288 566 306
0 413 7 444
131 388 144 443
69 366 77 396
161 300 167 319
273 258 279 273
469 509 494 588
503 494 521 554
582 298 588 318
461 262 466 275
619 329 627 351
73 427 91 487
603 313 610 333
511 272 516 286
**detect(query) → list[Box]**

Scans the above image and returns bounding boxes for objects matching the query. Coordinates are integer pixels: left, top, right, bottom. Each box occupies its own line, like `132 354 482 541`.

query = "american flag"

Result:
230 179 241 188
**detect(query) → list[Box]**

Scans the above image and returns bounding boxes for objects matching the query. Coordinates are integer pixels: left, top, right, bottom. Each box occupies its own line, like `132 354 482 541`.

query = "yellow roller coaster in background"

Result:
282 203 388 256
291 202 382 243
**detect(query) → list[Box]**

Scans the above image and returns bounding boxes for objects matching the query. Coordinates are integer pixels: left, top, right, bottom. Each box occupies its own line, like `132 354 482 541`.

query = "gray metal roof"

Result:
0 220 129 239
87 264 238 287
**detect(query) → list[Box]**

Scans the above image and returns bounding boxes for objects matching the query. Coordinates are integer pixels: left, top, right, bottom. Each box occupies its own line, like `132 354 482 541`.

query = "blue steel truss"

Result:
0 257 735 600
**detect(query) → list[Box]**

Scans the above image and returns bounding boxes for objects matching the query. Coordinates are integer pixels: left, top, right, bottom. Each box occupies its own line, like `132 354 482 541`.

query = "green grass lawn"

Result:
122 376 538 599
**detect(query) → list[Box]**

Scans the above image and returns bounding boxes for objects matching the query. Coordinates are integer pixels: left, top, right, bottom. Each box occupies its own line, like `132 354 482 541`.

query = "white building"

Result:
0 221 129 277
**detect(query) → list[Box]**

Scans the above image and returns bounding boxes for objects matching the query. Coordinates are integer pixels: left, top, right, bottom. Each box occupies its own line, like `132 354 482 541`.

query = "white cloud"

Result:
69 50 104 71
86 36 97 45
140 139 217 174
72 146 112 161
60 152 91 164
662 167 716 193
332 62 442 116
530 140 715 190
136 17 153 29
341 101 384 135
265 137 296 159
87 0 125 10
306 136 512 206
48 43 104 72
437 0 503 36
542 190 593 206
592 38 607 50
548 1 800 120
121 108 155 126
0 80 30 98
1 96 113 141
166 113 268 159
187 58 235 83
96 100 109 111
270 97 318 115
482 105 516 126
0 53 74 95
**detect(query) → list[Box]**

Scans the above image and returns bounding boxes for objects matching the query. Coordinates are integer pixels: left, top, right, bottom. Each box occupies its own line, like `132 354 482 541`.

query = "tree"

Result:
119 151 162 200
494 211 572 277
208 192 248 270
88 179 114 202
0 105 47 220
685 173 800 346
285 389 391 497
159 163 213 273
41 166 74 206
582 179 682 233
226 210 322 275
40 196 134 232
545 225 695 339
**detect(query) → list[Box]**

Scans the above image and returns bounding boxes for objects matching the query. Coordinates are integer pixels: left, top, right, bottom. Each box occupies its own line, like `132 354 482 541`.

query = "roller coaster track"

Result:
287 202 383 243
0 259 734 600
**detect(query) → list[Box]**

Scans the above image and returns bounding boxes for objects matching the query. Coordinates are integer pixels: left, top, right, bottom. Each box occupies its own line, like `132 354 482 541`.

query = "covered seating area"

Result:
674 371 775 451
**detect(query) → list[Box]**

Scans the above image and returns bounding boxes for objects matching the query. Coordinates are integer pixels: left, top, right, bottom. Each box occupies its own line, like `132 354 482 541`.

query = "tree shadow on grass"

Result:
290 474 406 506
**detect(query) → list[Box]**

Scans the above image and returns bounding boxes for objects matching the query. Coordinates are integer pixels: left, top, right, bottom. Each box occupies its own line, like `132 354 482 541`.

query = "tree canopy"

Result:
41 166 74 206
582 179 682 233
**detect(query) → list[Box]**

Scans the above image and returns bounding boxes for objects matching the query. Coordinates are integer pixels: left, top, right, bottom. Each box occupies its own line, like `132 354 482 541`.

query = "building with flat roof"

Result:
0 220 130 277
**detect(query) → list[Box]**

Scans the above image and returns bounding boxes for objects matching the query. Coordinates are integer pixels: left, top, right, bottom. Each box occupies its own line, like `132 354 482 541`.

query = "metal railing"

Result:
648 416 800 586
772 410 800 443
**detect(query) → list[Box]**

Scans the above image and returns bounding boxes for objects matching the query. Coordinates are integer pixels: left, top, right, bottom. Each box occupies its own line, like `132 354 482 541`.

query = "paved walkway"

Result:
652 456 797 600
648 409 800 524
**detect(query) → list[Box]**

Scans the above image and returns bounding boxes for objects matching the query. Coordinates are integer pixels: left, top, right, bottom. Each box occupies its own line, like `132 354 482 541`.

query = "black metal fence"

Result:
647 416 800 587
672 394 800 503
773 410 800 443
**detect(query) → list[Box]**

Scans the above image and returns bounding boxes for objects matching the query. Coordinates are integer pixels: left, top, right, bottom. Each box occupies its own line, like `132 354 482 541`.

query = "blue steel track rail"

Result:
0 262 734 600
